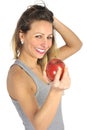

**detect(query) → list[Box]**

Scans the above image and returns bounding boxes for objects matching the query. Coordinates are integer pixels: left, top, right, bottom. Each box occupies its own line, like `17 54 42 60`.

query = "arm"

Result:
53 17 82 60
7 66 70 130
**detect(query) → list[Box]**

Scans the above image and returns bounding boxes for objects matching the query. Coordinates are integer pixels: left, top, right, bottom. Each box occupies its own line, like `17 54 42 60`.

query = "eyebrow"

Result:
34 32 53 36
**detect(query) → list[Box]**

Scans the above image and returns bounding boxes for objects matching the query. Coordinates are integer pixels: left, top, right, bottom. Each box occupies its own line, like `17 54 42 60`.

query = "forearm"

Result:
53 17 82 49
33 88 63 130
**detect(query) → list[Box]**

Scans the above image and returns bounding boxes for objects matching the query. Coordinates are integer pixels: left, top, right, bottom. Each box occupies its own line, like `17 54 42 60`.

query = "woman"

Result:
7 4 82 130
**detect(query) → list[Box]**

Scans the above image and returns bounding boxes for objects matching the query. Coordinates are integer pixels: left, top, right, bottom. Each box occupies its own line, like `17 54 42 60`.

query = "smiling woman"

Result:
19 20 53 59
6 1 82 130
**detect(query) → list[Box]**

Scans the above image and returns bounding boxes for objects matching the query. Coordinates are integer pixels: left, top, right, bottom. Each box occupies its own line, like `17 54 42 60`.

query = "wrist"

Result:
50 86 64 96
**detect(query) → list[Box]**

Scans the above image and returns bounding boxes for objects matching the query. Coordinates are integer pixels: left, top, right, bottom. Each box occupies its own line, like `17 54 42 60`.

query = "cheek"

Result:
30 39 38 46
27 39 36 48
48 41 52 49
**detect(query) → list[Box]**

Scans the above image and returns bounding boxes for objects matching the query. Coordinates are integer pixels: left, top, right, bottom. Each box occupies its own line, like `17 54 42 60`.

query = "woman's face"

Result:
19 20 53 59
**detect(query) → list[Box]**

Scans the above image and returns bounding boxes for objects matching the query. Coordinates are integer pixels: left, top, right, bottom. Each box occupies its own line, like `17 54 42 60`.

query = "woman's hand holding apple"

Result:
51 67 71 90
46 59 71 90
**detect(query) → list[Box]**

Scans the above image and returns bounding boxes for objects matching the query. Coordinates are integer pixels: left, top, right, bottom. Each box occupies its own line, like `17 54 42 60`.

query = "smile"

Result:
36 48 46 54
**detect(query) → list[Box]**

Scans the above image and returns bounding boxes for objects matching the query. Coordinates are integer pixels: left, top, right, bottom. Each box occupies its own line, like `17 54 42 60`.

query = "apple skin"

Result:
46 58 65 81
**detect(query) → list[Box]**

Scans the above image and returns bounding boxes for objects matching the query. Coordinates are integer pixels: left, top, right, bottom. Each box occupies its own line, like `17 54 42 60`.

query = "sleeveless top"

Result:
11 59 64 130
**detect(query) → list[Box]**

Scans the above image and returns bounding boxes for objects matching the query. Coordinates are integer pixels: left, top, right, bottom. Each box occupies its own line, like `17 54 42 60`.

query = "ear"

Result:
19 30 24 41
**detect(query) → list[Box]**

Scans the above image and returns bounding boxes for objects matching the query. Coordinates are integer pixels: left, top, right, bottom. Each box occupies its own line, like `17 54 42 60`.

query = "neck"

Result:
19 54 38 68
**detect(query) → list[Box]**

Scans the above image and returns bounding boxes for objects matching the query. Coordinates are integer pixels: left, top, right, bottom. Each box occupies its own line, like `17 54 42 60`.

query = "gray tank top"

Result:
11 59 64 130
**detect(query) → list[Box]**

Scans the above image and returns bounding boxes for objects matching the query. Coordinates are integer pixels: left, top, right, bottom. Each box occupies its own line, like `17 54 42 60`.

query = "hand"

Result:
53 16 60 30
51 66 71 90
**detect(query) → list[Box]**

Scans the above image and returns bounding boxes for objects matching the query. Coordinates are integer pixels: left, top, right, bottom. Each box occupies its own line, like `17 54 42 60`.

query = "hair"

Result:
12 3 58 71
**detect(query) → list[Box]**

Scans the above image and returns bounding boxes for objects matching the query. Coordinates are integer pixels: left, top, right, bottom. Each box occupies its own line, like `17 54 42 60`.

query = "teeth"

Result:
36 48 45 53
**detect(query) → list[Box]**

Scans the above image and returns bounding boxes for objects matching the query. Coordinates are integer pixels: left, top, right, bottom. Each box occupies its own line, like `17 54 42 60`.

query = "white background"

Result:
0 0 87 129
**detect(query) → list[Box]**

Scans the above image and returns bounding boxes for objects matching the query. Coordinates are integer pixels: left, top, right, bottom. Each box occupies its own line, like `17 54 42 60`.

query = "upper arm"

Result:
15 84 39 122
56 45 77 60
7 66 39 123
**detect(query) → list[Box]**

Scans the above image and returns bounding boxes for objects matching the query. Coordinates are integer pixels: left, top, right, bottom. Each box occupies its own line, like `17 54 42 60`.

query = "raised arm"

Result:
53 17 82 60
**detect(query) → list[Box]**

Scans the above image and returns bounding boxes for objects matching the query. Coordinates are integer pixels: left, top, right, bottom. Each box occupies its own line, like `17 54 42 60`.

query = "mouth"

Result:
35 48 47 54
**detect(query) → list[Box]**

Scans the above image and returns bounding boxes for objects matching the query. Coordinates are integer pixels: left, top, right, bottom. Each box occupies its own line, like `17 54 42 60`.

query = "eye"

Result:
47 36 53 40
35 35 42 39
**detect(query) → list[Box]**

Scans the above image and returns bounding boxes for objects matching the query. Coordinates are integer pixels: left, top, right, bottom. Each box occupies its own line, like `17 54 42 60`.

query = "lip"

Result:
35 48 46 54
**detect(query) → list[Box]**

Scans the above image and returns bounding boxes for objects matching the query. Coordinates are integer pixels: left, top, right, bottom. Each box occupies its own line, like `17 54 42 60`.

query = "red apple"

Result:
46 58 65 81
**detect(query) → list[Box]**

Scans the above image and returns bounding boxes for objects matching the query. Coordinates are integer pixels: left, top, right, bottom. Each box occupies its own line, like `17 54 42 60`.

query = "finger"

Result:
60 67 71 89
54 67 62 81
62 66 70 80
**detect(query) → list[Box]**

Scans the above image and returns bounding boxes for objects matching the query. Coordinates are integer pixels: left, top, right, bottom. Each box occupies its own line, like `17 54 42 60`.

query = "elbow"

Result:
78 40 83 50
33 121 48 130
69 40 83 56
32 119 48 130
73 40 83 52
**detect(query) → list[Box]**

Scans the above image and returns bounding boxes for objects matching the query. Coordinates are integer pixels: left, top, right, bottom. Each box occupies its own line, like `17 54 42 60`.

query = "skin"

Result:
7 18 82 130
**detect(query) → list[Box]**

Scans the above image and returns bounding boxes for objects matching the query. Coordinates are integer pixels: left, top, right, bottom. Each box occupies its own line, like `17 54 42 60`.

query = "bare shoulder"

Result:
7 64 36 100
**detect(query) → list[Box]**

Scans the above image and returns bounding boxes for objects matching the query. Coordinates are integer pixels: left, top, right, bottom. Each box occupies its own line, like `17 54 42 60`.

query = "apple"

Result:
46 58 65 81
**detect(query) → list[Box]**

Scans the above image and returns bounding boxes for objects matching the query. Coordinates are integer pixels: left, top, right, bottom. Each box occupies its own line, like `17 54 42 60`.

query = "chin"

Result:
37 53 46 59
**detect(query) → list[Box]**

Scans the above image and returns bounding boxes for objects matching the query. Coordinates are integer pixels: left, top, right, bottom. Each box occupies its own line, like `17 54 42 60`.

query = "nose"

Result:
42 36 47 43
41 38 48 48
